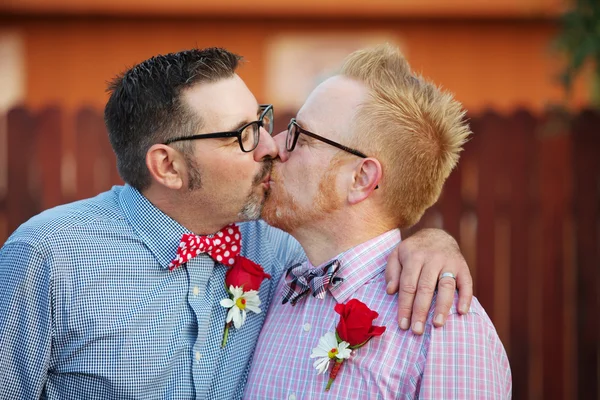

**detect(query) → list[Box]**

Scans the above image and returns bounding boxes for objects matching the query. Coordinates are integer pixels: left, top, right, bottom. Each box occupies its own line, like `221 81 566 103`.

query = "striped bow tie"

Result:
281 259 344 305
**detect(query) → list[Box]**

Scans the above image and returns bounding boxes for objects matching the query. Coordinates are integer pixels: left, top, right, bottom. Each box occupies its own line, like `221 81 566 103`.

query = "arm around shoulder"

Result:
418 310 512 399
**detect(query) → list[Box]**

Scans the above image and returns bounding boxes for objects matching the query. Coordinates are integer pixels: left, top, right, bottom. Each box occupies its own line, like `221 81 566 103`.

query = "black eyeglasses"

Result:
286 118 368 158
164 104 274 152
287 118 379 189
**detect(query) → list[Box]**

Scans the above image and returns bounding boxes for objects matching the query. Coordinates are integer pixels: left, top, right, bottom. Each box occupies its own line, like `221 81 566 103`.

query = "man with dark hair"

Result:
0 48 472 399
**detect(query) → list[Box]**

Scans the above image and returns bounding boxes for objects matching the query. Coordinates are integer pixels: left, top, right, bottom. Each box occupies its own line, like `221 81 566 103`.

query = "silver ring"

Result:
438 272 456 281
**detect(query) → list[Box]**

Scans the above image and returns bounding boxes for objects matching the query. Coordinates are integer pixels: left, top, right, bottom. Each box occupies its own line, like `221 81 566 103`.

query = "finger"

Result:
410 264 438 335
396 258 422 331
456 262 473 314
384 246 401 295
432 274 457 327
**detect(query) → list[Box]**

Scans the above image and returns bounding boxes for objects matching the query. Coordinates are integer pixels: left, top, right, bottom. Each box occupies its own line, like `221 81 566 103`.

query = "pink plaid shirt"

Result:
244 229 512 399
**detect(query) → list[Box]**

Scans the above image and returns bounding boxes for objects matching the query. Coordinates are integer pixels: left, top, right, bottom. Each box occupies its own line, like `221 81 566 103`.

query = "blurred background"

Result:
0 0 598 399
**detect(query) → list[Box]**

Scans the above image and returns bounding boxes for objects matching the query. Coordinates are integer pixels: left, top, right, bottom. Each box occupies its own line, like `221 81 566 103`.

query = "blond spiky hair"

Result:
340 44 471 228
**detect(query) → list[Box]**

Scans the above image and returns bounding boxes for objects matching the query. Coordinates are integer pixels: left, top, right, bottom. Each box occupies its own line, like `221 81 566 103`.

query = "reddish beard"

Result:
262 157 344 233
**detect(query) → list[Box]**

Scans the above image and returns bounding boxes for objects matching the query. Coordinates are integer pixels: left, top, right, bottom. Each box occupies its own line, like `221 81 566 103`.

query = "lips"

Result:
267 167 279 186
253 160 273 187
262 172 271 184
262 173 271 190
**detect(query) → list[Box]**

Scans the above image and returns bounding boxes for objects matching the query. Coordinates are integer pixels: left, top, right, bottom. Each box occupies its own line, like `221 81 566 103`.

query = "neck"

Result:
143 186 236 235
290 208 395 266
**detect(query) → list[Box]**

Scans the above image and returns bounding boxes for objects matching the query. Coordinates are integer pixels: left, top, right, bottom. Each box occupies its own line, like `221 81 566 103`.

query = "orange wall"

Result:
1 16 590 114
1 0 565 18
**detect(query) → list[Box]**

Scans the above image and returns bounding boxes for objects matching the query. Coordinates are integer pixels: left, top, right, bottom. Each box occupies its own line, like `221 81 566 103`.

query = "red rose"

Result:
225 256 271 292
334 299 386 346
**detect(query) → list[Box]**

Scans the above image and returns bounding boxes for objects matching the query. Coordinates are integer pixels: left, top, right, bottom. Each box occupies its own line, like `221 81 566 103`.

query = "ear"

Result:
146 144 186 190
348 157 382 205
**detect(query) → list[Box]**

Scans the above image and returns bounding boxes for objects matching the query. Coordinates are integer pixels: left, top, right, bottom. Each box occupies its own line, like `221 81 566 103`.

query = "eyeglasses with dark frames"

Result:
286 118 368 158
163 104 274 152
286 118 379 189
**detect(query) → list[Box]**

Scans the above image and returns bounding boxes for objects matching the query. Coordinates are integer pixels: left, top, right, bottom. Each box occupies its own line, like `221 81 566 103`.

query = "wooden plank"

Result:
75 107 99 199
97 112 122 188
538 109 573 399
35 107 63 210
572 109 600 400
457 116 479 281
507 109 537 400
438 155 462 242
75 107 120 199
527 134 543 400
488 113 513 353
474 110 504 318
5 107 38 237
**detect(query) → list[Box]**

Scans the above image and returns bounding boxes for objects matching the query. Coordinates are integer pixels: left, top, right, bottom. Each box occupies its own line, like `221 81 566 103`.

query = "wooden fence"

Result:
0 106 598 400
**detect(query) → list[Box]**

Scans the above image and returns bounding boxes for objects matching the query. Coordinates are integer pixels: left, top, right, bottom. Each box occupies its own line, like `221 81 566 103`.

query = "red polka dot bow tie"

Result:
168 224 242 271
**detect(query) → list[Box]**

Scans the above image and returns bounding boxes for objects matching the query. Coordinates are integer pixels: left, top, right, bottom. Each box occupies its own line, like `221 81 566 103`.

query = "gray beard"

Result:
237 189 268 221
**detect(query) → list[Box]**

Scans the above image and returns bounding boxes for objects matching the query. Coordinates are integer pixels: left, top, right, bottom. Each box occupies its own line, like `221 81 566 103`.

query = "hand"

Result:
384 228 473 335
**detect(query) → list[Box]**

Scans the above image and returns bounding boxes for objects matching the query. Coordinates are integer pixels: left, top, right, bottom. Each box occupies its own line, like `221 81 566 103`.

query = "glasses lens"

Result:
240 122 260 152
261 106 274 135
286 122 297 151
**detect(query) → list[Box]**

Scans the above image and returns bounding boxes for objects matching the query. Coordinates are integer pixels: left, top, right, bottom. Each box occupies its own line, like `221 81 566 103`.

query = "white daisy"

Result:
310 331 351 374
219 285 262 329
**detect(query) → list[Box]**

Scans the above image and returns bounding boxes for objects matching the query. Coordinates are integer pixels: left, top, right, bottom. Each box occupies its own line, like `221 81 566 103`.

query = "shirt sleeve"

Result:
0 242 52 399
418 311 512 399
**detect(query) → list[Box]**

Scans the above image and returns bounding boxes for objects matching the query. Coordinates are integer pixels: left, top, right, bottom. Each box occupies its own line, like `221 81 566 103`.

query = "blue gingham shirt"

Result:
0 185 305 400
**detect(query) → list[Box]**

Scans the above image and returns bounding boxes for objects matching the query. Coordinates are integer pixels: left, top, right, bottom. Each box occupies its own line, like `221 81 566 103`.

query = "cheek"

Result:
280 160 308 191
290 160 328 201
209 159 258 186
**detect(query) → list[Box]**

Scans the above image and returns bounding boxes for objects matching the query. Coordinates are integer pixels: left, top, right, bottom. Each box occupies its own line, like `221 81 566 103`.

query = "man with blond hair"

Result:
244 44 511 399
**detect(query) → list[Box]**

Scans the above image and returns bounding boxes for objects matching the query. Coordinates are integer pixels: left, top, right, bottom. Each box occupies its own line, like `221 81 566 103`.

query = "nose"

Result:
273 130 290 163
253 127 278 161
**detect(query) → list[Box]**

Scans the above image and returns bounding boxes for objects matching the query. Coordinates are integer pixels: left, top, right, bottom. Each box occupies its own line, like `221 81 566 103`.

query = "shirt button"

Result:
195 351 201 361
193 286 199 296
302 323 311 332
289 393 297 400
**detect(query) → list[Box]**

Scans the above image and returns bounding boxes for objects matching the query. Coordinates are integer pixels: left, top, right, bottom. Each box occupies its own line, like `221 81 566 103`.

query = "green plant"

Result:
554 0 600 108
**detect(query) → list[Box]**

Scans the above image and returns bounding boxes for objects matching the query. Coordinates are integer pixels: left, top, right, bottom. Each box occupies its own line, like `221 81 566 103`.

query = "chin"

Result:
238 191 267 221
262 199 304 233
261 208 279 227
260 196 282 223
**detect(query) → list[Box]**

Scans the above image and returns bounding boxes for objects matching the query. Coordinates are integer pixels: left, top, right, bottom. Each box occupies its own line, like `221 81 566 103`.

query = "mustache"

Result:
253 159 273 186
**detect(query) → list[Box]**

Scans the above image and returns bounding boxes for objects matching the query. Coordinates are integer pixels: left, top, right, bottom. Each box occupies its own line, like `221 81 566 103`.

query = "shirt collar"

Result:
316 229 401 303
119 184 191 270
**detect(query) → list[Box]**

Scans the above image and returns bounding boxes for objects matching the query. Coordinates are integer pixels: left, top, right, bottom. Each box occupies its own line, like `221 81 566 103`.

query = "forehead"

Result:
182 74 258 131
296 75 368 140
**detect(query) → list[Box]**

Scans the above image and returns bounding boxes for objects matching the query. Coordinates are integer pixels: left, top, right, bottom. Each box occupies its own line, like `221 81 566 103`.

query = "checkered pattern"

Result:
281 259 343 305
244 229 512 399
0 185 306 400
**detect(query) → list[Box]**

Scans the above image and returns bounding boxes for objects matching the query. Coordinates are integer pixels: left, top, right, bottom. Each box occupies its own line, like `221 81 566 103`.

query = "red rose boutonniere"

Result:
310 299 386 391
220 255 271 347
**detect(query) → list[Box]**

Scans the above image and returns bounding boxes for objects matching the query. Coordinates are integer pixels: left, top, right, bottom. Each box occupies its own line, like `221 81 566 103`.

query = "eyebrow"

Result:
225 119 251 133
222 105 261 133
